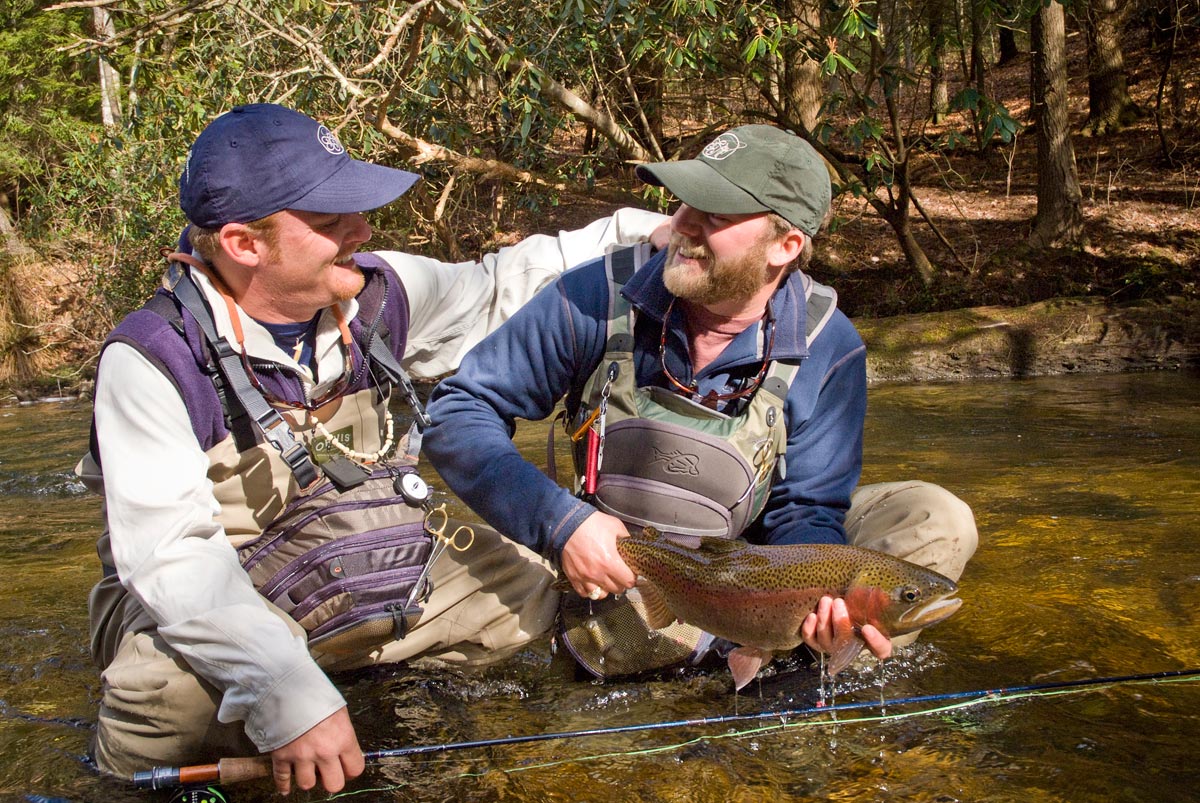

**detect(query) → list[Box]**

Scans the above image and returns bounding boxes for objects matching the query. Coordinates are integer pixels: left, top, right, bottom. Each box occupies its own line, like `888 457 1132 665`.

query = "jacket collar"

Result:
622 248 814 364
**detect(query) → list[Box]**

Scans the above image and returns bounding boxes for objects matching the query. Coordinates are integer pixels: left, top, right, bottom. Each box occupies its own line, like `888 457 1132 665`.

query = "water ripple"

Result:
0 470 88 497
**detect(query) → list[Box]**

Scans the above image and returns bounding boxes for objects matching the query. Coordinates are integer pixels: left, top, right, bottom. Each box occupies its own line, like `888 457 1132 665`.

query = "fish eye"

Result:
901 587 922 603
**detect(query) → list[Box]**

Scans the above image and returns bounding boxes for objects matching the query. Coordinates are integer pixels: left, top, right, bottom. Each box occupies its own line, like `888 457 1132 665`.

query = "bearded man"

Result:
423 125 978 680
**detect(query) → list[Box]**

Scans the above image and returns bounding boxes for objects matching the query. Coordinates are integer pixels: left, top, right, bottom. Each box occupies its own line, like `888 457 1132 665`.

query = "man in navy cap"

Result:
77 104 667 794
424 125 977 683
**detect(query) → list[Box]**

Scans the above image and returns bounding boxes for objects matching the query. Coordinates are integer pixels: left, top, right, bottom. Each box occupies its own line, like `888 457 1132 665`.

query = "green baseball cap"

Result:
635 125 831 237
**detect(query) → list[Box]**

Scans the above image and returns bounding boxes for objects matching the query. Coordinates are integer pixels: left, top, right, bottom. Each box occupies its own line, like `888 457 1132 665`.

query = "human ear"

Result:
766 229 806 268
217 222 265 268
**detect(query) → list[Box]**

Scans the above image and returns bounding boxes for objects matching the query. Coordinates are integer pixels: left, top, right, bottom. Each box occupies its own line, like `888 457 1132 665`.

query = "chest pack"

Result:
559 244 836 679
132 257 444 659
570 243 799 539
235 466 435 659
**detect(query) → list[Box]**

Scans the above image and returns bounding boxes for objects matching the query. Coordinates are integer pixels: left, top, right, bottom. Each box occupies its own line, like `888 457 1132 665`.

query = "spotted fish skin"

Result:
615 528 962 688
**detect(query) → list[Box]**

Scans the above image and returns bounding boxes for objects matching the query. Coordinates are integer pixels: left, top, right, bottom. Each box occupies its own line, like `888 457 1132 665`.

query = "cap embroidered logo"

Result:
316 125 345 156
702 133 748 161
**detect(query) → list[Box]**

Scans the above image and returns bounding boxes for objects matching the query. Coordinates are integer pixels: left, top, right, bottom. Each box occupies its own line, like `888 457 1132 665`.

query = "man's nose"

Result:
671 203 703 237
345 212 372 244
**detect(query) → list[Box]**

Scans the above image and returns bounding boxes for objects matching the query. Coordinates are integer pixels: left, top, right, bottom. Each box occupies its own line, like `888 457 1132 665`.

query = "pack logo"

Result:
311 424 354 463
317 125 345 156
702 133 747 161
651 447 700 476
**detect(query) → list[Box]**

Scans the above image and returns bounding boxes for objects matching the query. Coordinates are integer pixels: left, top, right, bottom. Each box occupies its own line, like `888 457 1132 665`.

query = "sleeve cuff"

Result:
240 658 347 752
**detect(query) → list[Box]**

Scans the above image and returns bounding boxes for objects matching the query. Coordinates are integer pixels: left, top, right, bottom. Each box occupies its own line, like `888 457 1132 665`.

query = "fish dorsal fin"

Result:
638 581 678 630
691 536 743 555
727 646 772 691
825 632 865 677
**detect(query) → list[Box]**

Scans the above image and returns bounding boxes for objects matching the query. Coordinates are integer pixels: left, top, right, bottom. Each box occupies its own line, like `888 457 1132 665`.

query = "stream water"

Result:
1 370 1198 802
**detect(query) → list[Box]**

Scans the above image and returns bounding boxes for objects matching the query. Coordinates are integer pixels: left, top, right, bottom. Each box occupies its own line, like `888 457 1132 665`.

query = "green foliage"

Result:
28 126 181 314
950 87 1022 144
0 1 98 196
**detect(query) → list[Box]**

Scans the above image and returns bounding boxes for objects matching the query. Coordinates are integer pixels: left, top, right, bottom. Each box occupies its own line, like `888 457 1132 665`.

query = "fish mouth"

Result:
897 592 963 630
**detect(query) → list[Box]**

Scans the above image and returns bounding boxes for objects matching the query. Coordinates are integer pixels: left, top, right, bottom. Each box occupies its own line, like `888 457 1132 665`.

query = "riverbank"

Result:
5 293 1197 407
856 295 1200 383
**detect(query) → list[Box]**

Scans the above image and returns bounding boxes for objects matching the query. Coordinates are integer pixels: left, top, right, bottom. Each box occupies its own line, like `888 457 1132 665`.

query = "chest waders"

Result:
122 259 444 661
558 244 837 679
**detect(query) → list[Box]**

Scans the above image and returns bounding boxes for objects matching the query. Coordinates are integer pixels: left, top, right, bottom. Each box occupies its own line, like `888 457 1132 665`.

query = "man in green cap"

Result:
423 125 978 680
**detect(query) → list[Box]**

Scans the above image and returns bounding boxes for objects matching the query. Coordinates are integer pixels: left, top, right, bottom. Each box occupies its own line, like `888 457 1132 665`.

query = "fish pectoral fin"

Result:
637 582 678 630
727 646 772 691
825 633 865 677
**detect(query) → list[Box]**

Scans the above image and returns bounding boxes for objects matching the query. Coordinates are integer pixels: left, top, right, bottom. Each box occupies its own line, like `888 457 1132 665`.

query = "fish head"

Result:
845 556 963 638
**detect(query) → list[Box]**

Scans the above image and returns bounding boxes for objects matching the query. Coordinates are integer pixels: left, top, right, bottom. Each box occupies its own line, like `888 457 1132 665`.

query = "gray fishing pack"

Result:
559 243 837 678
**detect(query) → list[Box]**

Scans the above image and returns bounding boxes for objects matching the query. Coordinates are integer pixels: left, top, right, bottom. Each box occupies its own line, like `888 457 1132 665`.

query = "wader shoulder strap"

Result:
759 359 801 404
366 328 430 431
165 261 322 490
803 276 838 344
603 243 654 347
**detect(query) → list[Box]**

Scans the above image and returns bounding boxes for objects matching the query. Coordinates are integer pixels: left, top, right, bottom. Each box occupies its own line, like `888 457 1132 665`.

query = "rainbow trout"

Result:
615 528 962 690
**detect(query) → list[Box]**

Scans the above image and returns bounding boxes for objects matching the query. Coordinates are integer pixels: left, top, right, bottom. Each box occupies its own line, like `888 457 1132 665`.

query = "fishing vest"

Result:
559 243 838 679
85 254 440 666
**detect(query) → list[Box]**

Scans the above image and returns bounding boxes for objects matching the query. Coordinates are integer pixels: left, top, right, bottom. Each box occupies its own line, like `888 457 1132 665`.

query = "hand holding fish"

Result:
560 510 638 600
802 596 893 662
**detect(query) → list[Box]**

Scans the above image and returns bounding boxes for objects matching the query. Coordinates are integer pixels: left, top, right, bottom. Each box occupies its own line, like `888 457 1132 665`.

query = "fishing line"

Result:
314 667 1200 801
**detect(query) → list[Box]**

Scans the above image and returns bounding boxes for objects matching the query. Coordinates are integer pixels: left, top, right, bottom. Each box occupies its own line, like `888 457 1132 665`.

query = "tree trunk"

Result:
967 0 992 146
1082 0 1140 135
969 0 988 97
1029 0 1085 249
93 6 122 128
997 0 1021 65
880 204 937 286
928 5 949 123
780 0 825 133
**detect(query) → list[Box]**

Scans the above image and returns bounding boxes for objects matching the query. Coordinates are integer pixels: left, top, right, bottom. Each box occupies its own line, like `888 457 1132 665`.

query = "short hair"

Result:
187 212 283 263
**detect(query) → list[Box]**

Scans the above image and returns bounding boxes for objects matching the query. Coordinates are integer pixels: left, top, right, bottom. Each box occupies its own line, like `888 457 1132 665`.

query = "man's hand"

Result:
649 219 672 250
560 510 637 601
801 596 892 660
270 706 364 795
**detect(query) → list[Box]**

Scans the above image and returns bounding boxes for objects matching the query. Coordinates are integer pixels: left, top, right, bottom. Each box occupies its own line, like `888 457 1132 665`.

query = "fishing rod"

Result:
133 666 1200 791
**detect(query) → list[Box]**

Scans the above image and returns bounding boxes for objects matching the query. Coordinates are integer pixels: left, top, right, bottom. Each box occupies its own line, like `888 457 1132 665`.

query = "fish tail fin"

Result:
727 646 772 691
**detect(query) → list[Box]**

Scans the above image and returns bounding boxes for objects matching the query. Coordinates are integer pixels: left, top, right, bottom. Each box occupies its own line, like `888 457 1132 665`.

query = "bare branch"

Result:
371 112 636 205
436 0 653 163
606 26 664 161
356 0 438 75
49 0 225 54
45 0 119 9
236 3 365 98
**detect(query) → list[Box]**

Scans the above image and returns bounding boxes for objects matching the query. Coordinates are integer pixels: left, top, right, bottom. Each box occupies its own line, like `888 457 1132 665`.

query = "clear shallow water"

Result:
1 371 1198 802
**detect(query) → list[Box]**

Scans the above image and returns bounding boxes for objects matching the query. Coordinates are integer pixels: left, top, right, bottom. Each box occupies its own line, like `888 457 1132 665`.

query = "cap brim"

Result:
636 161 769 215
289 158 420 214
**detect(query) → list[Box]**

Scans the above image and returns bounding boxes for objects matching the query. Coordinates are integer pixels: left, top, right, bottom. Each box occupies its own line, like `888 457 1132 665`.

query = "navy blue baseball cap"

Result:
179 103 420 228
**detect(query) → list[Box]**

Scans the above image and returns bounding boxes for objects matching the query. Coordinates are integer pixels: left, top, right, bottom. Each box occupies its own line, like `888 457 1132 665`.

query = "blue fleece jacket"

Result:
423 248 867 559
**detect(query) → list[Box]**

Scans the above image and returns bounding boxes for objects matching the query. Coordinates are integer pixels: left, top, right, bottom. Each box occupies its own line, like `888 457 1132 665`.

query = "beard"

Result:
662 234 772 306
330 259 366 303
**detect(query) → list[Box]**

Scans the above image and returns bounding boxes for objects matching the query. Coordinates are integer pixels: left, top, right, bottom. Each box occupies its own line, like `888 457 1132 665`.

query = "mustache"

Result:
668 234 711 261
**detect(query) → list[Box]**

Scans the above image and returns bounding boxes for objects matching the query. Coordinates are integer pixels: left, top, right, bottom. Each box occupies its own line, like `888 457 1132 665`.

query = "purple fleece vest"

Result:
99 253 410 452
